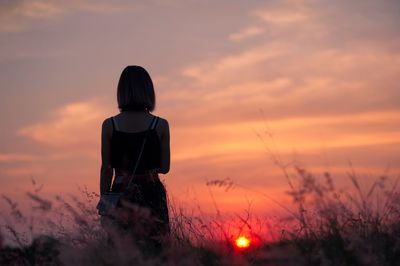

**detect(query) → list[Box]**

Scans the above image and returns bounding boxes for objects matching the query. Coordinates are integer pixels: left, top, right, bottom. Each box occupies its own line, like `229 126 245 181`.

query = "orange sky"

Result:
0 0 399 219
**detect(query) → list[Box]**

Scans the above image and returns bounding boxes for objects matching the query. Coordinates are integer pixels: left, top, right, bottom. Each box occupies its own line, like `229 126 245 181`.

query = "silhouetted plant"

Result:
0 166 399 266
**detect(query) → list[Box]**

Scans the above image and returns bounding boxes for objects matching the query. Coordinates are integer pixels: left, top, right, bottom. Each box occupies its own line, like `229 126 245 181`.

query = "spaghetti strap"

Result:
110 116 116 131
148 116 158 130
111 116 119 131
152 116 159 130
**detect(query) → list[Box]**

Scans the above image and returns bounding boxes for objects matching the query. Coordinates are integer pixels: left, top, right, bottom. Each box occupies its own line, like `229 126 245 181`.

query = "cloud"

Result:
253 7 310 25
0 0 140 32
0 153 38 163
0 0 204 32
170 38 400 129
0 1 65 32
181 41 290 86
18 97 112 150
171 109 400 162
228 26 265 42
1 97 113 192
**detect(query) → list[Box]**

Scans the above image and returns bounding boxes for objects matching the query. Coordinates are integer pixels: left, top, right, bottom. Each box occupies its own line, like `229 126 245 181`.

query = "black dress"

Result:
104 115 170 247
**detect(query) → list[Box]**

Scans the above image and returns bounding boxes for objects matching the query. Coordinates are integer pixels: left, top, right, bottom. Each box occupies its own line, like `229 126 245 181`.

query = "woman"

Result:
98 65 170 252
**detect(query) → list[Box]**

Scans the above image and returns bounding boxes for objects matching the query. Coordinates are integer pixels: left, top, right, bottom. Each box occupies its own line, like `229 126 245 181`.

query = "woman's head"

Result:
117 65 155 112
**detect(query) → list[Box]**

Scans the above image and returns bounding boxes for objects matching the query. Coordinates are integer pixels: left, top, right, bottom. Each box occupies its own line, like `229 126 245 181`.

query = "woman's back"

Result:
110 112 162 175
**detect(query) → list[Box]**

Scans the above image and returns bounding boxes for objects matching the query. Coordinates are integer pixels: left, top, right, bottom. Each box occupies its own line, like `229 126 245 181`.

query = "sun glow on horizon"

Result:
235 236 251 249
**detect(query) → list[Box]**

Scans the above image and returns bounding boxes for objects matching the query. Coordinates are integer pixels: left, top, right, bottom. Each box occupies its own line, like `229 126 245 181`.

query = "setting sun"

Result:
235 236 251 249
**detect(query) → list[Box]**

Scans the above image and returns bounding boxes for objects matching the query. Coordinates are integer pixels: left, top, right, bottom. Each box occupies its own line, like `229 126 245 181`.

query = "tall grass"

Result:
283 166 399 265
1 166 399 265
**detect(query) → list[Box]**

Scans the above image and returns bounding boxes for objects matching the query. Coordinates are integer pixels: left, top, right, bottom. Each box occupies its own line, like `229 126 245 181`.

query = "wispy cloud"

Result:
170 39 400 129
253 6 310 25
0 0 141 32
172 109 400 162
0 153 38 163
228 26 265 42
0 97 112 192
18 97 111 149
182 41 290 85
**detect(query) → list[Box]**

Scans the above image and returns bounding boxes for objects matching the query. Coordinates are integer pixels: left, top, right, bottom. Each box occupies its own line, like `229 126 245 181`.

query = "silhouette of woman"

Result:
98 65 170 253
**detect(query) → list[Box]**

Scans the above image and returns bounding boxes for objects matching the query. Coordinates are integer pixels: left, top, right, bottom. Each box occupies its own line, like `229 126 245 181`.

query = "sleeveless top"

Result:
110 115 161 175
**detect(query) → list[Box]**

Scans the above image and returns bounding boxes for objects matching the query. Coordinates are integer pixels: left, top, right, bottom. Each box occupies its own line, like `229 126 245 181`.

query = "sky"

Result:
0 0 399 220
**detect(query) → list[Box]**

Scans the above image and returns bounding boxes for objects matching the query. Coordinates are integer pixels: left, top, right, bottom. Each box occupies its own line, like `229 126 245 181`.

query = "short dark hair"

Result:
117 65 155 112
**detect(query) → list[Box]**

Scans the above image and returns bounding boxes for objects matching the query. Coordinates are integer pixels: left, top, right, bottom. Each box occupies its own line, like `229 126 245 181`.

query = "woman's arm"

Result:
158 118 170 174
100 118 113 195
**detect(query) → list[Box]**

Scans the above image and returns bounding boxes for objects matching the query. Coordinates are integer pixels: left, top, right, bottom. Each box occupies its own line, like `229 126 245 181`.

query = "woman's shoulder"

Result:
102 116 114 128
151 115 169 140
153 115 169 130
101 117 114 139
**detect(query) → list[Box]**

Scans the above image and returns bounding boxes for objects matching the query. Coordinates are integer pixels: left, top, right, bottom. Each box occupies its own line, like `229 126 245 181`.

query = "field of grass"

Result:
1 163 399 266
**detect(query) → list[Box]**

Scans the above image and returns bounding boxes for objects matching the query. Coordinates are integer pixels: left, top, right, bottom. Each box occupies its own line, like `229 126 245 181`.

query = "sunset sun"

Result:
235 236 251 249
